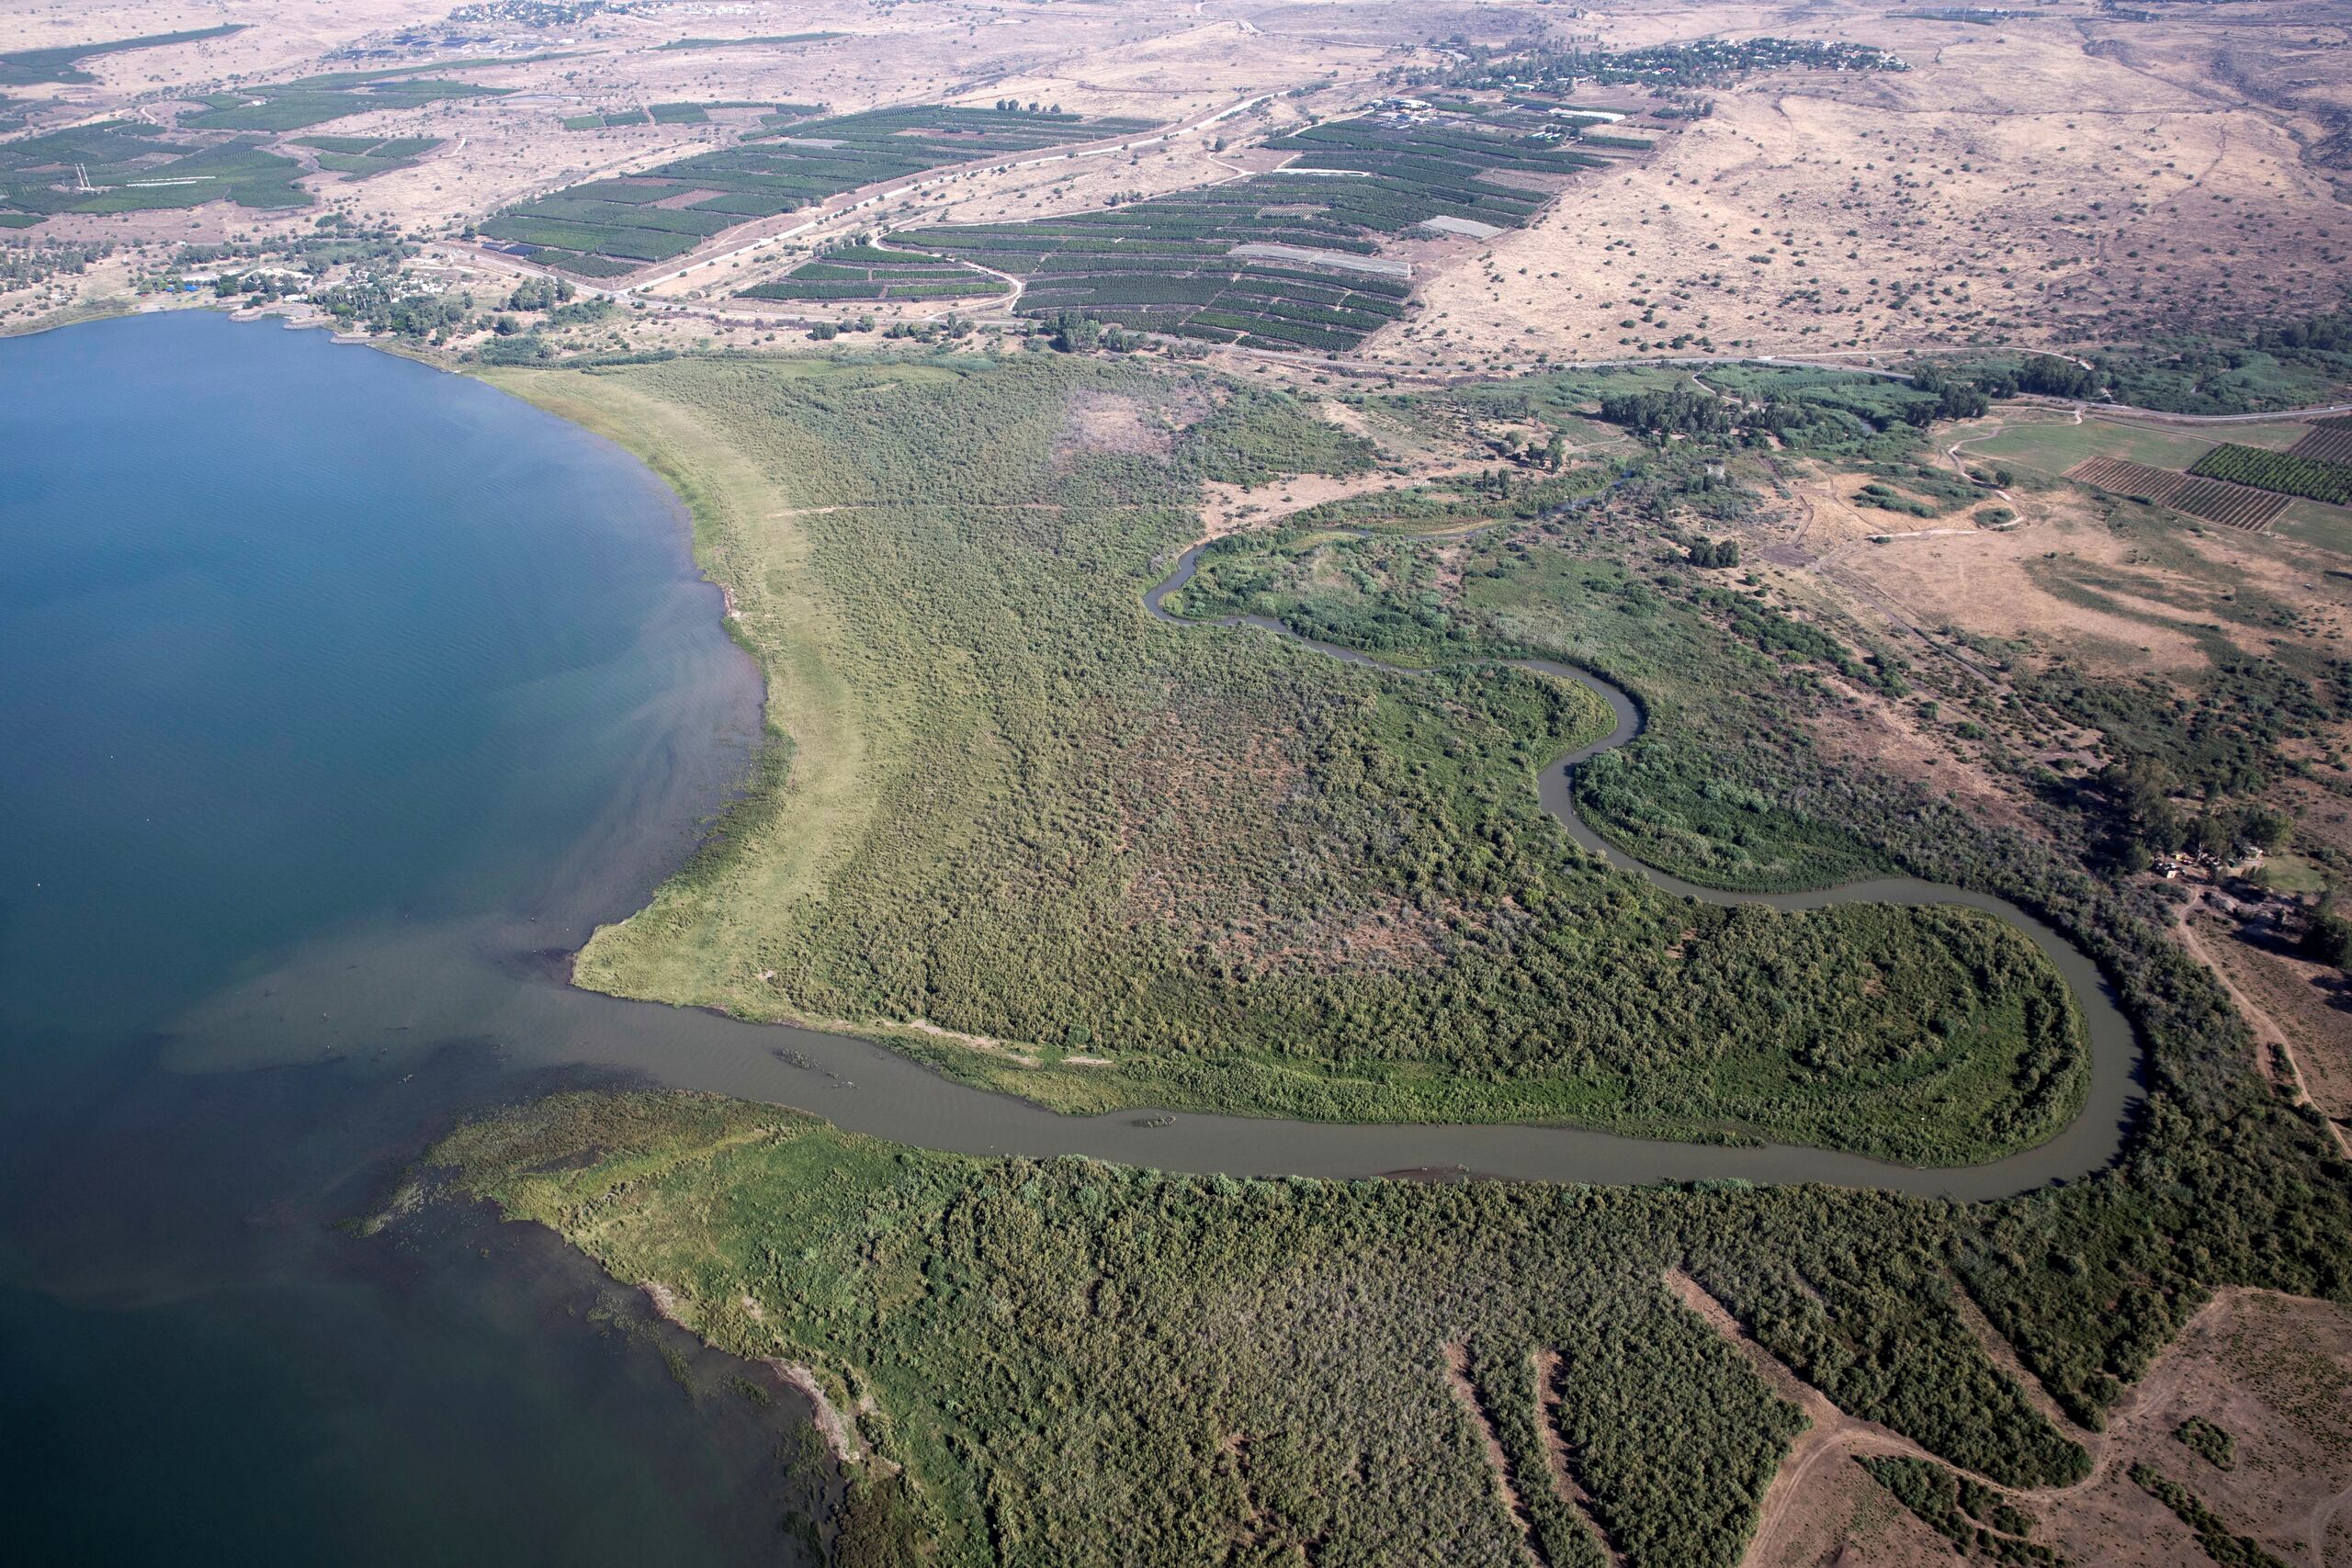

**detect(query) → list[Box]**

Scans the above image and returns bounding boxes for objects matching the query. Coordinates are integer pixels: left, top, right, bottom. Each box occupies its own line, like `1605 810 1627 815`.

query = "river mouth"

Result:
0 314 2142 1551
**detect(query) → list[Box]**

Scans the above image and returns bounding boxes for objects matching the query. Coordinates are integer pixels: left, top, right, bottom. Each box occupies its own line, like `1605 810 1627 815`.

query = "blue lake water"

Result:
0 312 809 1564
0 309 2146 1560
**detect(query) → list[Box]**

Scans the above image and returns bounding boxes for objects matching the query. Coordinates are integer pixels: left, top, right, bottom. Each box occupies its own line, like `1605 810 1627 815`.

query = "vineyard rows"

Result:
2286 417 2352 467
833 103 1653 350
2065 456 2290 531
2188 442 2352 505
483 105 1151 276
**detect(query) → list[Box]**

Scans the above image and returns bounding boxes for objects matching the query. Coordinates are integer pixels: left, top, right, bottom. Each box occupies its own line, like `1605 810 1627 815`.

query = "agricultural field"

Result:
738 243 1008 303
2064 457 2290 533
653 33 846 52
2290 418 2352 467
2189 444 2352 508
175 70 511 133
481 105 1152 278
870 106 1654 351
0 119 307 218
560 108 648 131
0 22 240 86
291 134 442 179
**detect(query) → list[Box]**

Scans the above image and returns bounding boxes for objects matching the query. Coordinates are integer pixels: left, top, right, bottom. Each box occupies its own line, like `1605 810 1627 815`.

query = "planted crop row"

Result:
563 110 648 130
496 104 1137 274
785 109 1645 345
2288 420 2352 465
480 217 700 261
2188 443 2352 505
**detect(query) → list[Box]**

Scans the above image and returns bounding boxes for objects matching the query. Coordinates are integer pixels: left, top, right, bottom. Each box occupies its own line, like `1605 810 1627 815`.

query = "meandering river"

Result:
0 313 2140 1557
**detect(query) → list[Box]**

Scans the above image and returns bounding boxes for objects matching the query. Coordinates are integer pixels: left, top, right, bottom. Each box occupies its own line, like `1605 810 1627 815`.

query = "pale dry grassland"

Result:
1384 0 2352 367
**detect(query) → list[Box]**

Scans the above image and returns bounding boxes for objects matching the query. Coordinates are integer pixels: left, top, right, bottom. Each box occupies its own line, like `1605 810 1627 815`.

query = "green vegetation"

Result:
489 104 1145 275
0 24 241 86
0 123 309 219
2009 550 2352 818
741 244 1011 302
561 108 649 130
655 33 846 50
492 355 2084 1163
1174 443 1912 895
1928 314 2352 415
433 1092 2043 1568
436 1000 2352 1568
294 134 443 178
2176 1415 2236 1470
432 355 2352 1568
2130 1465 2290 1567
1855 1457 2055 1562
880 114 1626 350
1439 35 1905 93
2190 443 2352 506
179 77 506 133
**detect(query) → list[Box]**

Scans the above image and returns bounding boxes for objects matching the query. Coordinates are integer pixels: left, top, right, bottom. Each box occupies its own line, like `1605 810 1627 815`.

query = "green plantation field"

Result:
179 75 507 133
294 135 442 179
485 104 1149 276
872 107 1646 351
561 109 649 130
2190 443 2352 506
0 121 308 219
0 24 242 87
740 244 1011 302
655 33 846 50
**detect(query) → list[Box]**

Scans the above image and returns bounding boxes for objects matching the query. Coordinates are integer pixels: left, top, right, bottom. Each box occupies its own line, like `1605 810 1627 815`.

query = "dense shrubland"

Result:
445 355 2352 1568
542 353 2086 1161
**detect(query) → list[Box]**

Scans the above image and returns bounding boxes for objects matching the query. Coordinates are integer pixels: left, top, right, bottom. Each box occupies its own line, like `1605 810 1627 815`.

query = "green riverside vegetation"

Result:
494 352 2085 1163
439 351 2352 1567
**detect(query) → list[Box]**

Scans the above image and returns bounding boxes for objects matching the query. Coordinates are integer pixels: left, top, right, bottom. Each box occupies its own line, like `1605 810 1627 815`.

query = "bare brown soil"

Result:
1532 1348 1624 1568
2187 909 2352 1153
1385 2 2352 368
1702 1269 2352 1568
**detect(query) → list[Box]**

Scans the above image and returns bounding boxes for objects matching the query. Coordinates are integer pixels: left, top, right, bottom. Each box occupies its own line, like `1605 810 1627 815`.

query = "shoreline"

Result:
468 353 2143 1196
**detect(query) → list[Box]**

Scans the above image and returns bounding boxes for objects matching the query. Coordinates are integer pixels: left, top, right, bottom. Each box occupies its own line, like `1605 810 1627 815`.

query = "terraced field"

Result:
871 103 1653 351
482 105 1151 278
2065 456 2290 532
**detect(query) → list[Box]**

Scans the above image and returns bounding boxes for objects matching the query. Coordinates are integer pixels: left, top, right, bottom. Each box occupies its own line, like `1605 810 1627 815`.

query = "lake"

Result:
0 310 2141 1561
0 311 815 1565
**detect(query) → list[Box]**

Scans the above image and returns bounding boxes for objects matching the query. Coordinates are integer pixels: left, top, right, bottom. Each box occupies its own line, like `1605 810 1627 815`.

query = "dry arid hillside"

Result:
6 0 2346 363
